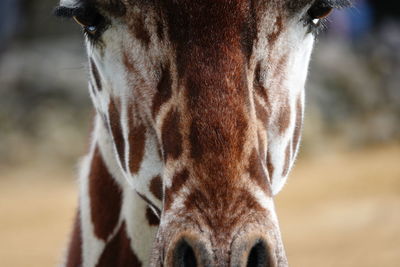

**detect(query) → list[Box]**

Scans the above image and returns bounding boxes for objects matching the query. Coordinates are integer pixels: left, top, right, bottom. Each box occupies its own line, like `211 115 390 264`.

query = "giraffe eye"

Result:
73 15 100 35
72 9 105 37
307 1 333 26
54 5 107 40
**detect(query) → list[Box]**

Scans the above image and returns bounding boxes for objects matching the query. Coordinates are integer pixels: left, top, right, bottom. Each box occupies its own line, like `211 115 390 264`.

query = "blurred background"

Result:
0 0 399 266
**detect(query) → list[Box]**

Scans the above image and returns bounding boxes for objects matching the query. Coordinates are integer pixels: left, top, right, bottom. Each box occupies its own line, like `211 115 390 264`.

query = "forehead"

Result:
59 0 124 10
59 0 351 17
59 0 313 11
60 0 351 7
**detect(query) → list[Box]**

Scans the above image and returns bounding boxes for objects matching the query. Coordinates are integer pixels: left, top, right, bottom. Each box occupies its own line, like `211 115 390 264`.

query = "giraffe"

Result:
55 0 350 266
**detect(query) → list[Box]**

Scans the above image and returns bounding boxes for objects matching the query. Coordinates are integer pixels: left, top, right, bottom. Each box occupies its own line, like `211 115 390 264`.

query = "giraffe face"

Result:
58 0 349 265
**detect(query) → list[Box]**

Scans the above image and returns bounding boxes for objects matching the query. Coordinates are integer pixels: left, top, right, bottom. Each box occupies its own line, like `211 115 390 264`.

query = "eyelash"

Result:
304 1 335 34
304 0 351 35
54 5 108 42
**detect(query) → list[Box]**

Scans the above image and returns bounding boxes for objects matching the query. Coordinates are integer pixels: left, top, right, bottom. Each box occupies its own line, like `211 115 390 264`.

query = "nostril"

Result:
247 240 271 267
173 240 197 267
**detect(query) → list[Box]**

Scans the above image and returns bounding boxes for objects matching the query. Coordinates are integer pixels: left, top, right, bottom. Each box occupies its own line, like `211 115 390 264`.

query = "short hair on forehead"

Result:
58 0 351 18
59 0 127 16
60 0 352 7
287 0 351 13
324 0 352 8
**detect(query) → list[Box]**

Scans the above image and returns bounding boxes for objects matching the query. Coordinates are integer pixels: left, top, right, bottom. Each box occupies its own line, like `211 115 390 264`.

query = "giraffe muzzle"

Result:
163 232 283 267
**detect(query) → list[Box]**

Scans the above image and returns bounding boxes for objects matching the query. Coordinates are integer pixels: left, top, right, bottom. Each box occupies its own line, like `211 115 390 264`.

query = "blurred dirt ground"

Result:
0 144 399 267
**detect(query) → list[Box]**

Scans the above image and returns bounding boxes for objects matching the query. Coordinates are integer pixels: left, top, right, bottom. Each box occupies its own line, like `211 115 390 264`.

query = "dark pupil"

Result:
309 4 333 19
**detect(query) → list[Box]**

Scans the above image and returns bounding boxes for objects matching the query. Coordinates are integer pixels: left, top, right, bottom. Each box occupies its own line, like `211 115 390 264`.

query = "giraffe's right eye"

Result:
73 11 105 36
307 1 333 27
304 0 351 34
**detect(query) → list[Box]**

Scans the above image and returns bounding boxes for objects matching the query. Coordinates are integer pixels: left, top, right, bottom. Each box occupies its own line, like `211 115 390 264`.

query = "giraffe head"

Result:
57 0 350 266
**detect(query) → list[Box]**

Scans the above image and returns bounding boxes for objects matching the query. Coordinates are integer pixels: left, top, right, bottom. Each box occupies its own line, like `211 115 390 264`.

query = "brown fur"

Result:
132 15 151 48
255 98 270 126
146 207 160 226
96 222 142 267
161 109 183 160
65 211 82 267
108 99 125 170
128 121 146 174
164 169 189 211
89 147 122 240
152 64 172 118
277 97 291 134
184 188 265 244
62 0 316 265
150 175 163 201
248 148 270 194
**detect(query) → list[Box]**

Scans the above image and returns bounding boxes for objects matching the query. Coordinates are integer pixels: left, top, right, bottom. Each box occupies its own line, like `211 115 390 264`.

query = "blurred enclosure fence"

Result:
0 0 399 167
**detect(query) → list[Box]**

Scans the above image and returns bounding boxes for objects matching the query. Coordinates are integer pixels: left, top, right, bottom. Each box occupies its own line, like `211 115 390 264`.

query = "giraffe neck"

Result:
65 114 162 267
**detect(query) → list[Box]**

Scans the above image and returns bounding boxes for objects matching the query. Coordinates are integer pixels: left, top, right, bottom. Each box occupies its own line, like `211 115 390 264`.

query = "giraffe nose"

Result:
245 240 272 267
166 236 279 267
231 236 281 267
166 234 214 267
171 239 198 267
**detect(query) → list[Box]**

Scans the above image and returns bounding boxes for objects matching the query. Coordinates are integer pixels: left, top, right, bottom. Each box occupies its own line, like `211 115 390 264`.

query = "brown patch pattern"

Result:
132 15 151 48
146 207 160 226
108 99 126 170
150 175 163 201
96 222 142 267
254 62 271 125
164 169 189 211
128 121 146 174
152 64 172 118
277 97 291 134
161 109 183 160
255 99 269 126
65 210 82 267
89 146 122 240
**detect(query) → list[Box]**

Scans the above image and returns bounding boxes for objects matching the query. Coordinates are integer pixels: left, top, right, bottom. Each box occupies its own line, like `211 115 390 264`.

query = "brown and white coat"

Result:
56 0 350 266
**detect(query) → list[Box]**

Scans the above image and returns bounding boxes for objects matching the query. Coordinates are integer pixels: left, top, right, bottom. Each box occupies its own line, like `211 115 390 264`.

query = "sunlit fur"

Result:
58 0 324 266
